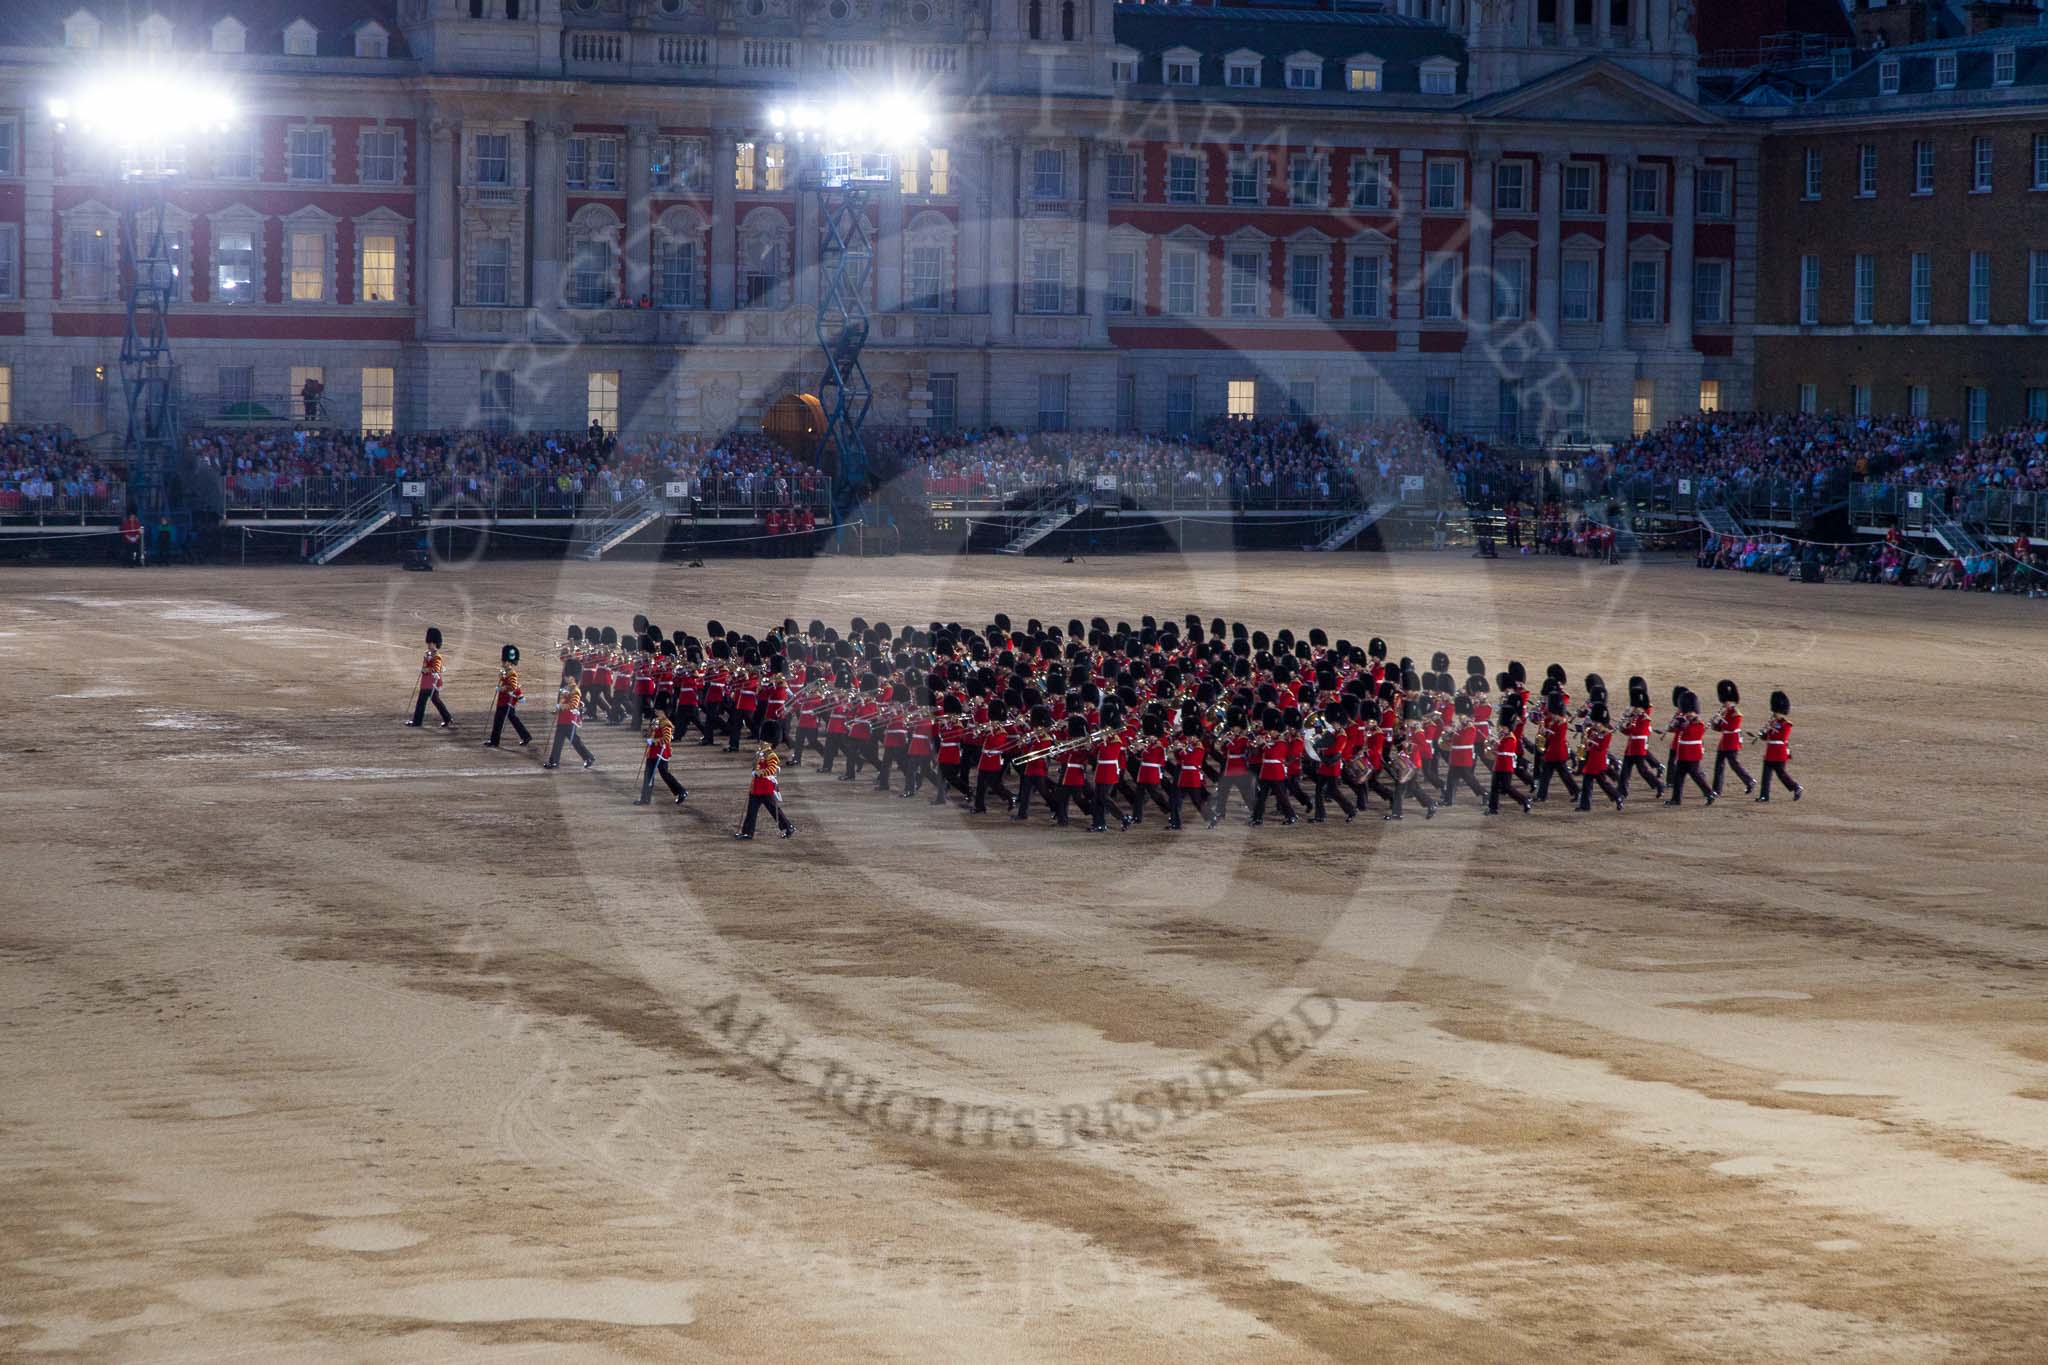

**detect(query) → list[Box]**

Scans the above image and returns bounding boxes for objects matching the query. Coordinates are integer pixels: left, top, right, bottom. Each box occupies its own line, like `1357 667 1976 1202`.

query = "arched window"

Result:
1061 0 1075 40
1026 0 1041 40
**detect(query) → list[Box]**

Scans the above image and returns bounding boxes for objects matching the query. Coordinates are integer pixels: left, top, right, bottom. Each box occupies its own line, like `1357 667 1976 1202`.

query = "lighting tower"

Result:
767 95 933 526
50 75 235 521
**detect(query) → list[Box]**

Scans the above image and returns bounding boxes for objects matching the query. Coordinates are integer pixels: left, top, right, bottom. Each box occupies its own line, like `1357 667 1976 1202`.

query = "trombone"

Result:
1009 726 1118 770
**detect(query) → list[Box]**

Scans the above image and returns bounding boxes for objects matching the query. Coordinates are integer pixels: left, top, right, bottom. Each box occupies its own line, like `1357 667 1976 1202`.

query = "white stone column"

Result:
531 120 565 311
1396 148 1423 350
956 141 987 314
1466 154 1493 330
1537 152 1563 338
1669 156 1697 351
625 123 653 304
1559 0 1576 46
989 139 1016 340
1602 153 1628 349
427 116 457 333
710 128 736 311
23 108 54 339
1083 139 1110 344
877 182 905 312
1595 0 1612 47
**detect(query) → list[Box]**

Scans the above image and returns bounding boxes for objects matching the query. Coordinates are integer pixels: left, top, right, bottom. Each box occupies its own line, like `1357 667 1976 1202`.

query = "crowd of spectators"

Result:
0 426 124 515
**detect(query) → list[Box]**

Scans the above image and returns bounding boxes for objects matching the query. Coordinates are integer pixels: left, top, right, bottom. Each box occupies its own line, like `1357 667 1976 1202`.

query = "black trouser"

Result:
972 767 1012 814
1712 750 1753 794
790 724 821 763
842 736 876 781
1168 784 1205 827
874 746 903 790
818 731 845 772
1617 753 1664 798
1666 758 1714 803
639 754 684 802
1487 768 1527 813
1576 769 1620 810
1012 773 1047 820
488 703 530 745
696 699 726 743
1133 783 1172 823
1208 774 1254 823
412 687 451 725
742 792 791 836
933 759 972 803
725 705 747 750
1534 758 1579 802
547 721 593 766
900 753 931 795
1389 774 1436 818
1097 783 1130 829
1760 760 1802 798
1443 765 1489 806
638 692 656 724
1313 774 1355 821
1251 779 1294 823
1051 782 1087 825
1287 773 1314 808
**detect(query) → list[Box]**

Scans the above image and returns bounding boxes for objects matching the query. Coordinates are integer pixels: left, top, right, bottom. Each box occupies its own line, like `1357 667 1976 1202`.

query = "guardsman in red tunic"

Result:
1664 689 1717 806
543 660 596 769
1131 716 1173 824
1207 709 1256 826
1574 703 1624 811
1533 689 1581 803
1441 694 1489 806
736 723 795 838
932 694 973 805
1384 703 1440 821
1756 690 1803 802
1710 678 1755 796
840 674 882 782
1052 715 1096 828
1168 719 1209 830
1308 706 1356 824
635 712 687 805
697 640 730 746
972 701 1015 814
1010 707 1058 821
674 648 705 741
633 636 659 724
874 689 912 792
1091 715 1133 831
818 670 854 774
407 626 453 728
725 652 761 751
902 689 937 798
758 656 791 751
1486 703 1533 815
1249 709 1298 826
484 643 531 747
1617 676 1666 800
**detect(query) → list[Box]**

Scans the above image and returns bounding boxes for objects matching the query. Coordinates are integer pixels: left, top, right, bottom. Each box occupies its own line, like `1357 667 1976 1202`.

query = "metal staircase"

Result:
575 488 668 561
1310 497 1399 552
1927 508 1987 559
997 487 1087 556
1698 502 1748 540
307 486 397 565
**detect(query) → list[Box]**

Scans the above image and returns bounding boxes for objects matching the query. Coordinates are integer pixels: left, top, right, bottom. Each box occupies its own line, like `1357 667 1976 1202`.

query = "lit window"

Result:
1226 378 1256 420
928 147 949 195
1346 60 1382 93
1698 379 1720 413
214 229 255 302
290 231 326 302
361 367 395 432
587 371 620 433
360 233 397 302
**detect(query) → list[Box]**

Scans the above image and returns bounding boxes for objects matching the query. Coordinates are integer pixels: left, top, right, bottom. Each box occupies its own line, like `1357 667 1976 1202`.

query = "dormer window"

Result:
1995 48 2016 86
1878 58 1900 95
211 16 245 52
355 22 388 59
1419 59 1457 96
1163 48 1198 86
138 14 174 52
63 10 101 49
1935 53 1957 89
284 18 318 56
1284 54 1321 91
1346 55 1383 93
1225 51 1260 88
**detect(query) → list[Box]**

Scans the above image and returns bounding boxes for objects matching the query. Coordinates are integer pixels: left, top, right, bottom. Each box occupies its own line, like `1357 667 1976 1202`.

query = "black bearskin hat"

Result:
1717 679 1740 705
1466 673 1490 696
1590 701 1610 725
1672 684 1687 708
1679 688 1699 713
1546 663 1567 685
600 626 618 647
1770 690 1790 714
501 643 519 664
1466 655 1485 679
1584 673 1605 698
563 659 582 679
632 614 649 634
1029 704 1052 728
1547 691 1566 715
567 624 583 644
1629 675 1650 708
1508 660 1527 685
425 626 443 647
706 619 724 639
1430 651 1450 674
1232 621 1249 640
1368 636 1387 661
1455 693 1473 716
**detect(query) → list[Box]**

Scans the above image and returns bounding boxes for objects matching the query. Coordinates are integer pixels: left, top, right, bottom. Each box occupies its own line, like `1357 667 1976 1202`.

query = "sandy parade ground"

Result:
1 550 2045 1363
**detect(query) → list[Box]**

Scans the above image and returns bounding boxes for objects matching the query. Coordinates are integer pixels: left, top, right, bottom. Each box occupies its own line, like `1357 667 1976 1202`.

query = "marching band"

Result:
405 612 1808 836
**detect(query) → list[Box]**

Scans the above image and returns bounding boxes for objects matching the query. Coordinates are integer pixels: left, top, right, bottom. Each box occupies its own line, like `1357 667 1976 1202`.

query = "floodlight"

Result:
49 70 236 145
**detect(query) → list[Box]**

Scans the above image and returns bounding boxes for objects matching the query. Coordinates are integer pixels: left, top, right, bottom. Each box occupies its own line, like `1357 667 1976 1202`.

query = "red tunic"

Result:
1093 737 1124 787
1624 709 1653 757
1713 705 1743 752
1579 729 1611 776
1061 750 1091 788
1257 740 1288 783
1675 718 1708 761
1137 741 1167 786
1542 716 1571 762
1763 717 1792 763
1491 729 1520 774
1446 722 1478 769
1177 742 1208 789
909 714 935 757
646 732 673 762
1223 733 1251 776
977 729 1009 772
936 721 964 765
734 675 760 714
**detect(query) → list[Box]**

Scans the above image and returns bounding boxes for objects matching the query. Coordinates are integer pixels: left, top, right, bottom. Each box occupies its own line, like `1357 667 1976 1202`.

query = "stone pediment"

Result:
1472 60 1720 127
